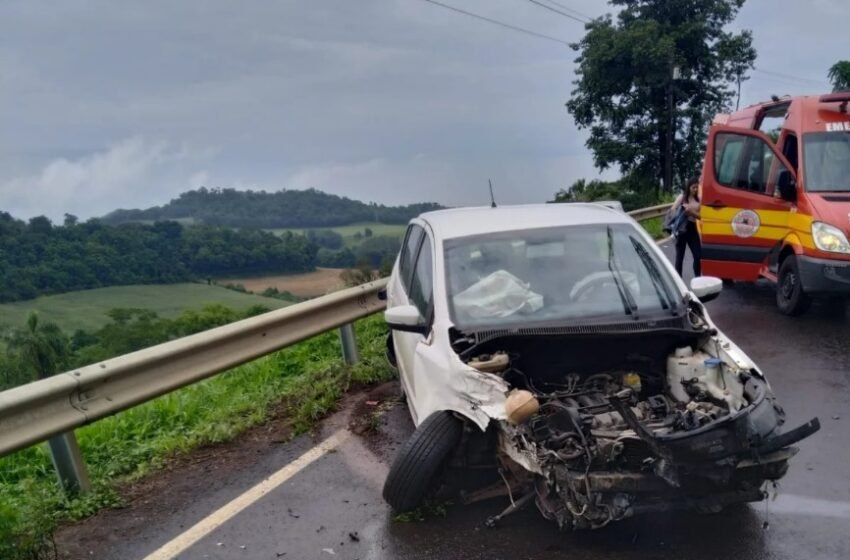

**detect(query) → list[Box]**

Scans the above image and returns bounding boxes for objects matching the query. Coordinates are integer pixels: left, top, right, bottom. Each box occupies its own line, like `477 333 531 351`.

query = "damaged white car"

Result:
381 203 820 529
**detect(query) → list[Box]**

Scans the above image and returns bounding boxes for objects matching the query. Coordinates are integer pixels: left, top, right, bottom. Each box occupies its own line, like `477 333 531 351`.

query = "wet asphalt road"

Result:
70 245 850 560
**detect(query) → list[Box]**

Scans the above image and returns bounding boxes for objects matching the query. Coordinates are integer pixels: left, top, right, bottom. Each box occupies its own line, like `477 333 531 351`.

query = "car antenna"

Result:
489 179 497 208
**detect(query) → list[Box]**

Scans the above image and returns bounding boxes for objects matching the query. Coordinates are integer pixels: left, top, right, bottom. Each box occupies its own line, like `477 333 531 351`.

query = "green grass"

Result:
267 222 407 247
0 315 393 560
0 284 289 333
640 216 666 239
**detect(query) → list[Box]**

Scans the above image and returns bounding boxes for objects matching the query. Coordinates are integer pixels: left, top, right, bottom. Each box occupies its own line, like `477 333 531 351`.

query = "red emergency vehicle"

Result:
700 92 850 315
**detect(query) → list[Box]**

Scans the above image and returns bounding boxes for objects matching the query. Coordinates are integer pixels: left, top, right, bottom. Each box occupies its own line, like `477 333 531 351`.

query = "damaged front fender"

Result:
405 328 509 431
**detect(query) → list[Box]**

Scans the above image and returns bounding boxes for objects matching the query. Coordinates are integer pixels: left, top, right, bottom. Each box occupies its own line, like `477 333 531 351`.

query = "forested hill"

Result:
101 188 444 228
0 213 317 303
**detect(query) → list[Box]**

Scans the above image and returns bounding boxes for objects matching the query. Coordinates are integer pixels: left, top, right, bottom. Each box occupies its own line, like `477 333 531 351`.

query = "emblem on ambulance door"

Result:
731 209 760 238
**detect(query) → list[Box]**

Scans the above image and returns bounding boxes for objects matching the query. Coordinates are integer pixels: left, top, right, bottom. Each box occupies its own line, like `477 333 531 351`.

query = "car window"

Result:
803 132 850 192
408 234 433 317
714 132 775 194
399 225 424 292
444 224 679 329
715 134 744 185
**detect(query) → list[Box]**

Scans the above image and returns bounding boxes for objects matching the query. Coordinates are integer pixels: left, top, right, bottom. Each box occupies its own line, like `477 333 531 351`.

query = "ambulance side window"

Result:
714 133 774 195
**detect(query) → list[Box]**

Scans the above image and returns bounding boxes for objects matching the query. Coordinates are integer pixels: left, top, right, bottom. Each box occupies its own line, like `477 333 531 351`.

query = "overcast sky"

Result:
0 0 844 221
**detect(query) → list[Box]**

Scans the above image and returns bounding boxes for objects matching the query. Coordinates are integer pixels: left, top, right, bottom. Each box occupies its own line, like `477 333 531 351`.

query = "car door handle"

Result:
704 201 727 209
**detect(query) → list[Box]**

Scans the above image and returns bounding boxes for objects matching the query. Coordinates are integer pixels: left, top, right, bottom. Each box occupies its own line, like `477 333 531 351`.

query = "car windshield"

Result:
803 131 850 192
444 223 680 329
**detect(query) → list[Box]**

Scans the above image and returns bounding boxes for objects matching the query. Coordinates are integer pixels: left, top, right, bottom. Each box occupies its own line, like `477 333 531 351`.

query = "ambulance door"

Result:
700 126 797 281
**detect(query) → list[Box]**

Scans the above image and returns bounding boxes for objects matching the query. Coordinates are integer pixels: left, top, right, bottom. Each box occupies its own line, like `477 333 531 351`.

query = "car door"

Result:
387 224 433 407
700 126 797 281
399 232 434 416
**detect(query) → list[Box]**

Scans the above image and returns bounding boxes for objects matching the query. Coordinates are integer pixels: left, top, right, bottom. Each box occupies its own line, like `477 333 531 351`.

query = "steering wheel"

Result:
570 271 638 302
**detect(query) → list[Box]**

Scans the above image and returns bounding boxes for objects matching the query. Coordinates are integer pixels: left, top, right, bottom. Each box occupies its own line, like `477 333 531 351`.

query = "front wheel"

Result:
382 411 463 512
776 256 811 316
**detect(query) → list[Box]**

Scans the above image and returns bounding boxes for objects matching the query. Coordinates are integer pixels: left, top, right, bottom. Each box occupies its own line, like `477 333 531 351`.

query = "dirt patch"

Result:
224 268 346 299
348 381 411 459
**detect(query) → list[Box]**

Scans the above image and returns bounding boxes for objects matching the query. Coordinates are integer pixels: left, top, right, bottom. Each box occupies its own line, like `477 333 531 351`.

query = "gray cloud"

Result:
0 0 843 221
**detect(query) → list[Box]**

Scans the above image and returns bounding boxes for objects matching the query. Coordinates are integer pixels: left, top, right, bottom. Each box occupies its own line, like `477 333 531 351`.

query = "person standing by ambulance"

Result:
672 177 702 278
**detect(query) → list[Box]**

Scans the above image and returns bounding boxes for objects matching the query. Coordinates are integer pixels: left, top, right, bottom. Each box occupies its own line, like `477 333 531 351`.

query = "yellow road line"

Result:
143 429 351 560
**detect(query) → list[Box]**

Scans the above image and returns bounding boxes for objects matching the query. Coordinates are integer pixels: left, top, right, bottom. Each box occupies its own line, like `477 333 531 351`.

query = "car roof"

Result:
418 203 631 240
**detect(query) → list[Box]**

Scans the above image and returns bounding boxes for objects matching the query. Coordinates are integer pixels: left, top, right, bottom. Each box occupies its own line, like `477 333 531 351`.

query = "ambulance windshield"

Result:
804 132 850 192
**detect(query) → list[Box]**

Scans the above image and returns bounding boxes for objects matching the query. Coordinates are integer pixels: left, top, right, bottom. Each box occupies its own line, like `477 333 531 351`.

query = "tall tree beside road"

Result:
566 0 756 195
828 60 850 92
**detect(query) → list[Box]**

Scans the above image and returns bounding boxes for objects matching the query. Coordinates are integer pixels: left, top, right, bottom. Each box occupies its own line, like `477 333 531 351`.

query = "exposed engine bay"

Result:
457 330 821 529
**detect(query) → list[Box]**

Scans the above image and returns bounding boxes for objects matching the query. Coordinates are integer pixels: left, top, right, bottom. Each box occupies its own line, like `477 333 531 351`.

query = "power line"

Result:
526 0 589 24
542 0 595 21
753 68 829 87
417 0 573 46
416 1 827 88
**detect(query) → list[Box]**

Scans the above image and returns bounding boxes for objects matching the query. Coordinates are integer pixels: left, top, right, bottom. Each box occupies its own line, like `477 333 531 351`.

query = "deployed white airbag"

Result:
453 270 543 319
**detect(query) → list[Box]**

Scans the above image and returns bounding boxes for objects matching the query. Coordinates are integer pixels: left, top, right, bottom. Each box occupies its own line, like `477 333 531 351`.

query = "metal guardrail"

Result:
627 202 674 222
0 279 388 460
0 202 671 493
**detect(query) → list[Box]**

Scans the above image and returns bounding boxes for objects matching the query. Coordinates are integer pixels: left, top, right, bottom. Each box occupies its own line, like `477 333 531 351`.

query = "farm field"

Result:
224 268 346 299
0 284 288 333
266 222 407 246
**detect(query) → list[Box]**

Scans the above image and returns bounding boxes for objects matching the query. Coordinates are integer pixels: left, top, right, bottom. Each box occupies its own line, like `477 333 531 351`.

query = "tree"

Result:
340 262 375 287
551 175 661 211
306 229 344 250
355 236 401 268
63 213 79 227
6 312 69 382
566 0 756 196
828 60 850 92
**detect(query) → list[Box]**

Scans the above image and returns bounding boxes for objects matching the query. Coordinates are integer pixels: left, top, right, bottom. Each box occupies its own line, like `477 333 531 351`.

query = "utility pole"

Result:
664 64 680 195
736 71 742 110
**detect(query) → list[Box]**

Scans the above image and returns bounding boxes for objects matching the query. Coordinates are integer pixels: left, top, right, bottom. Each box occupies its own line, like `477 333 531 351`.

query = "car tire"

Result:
721 278 735 287
777 256 811 316
382 411 463 512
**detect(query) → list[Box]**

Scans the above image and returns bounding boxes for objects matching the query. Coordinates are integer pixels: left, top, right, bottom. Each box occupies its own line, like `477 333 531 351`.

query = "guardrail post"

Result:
46 432 91 495
338 323 359 365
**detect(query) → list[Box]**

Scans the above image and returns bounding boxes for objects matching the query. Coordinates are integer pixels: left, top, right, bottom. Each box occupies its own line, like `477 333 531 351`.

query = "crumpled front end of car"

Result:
450 320 820 529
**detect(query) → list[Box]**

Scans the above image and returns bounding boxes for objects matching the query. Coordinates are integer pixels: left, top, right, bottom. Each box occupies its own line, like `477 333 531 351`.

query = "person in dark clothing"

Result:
673 178 702 278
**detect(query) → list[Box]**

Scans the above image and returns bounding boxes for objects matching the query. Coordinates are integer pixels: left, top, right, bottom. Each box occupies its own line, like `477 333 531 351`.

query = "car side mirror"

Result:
690 276 723 303
385 305 429 335
777 170 797 202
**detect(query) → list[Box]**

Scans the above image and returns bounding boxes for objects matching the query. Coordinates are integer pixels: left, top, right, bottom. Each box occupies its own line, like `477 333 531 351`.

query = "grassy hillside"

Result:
268 222 407 247
0 284 288 333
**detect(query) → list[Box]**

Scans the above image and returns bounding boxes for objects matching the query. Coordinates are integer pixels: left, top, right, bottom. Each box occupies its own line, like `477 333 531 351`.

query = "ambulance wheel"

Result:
777 256 811 316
